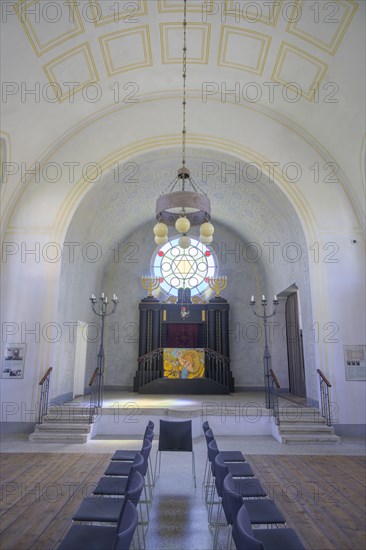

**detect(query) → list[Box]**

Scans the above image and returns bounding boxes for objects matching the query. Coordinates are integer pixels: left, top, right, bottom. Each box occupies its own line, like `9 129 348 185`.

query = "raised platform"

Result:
56 391 273 439
40 390 339 445
138 378 230 394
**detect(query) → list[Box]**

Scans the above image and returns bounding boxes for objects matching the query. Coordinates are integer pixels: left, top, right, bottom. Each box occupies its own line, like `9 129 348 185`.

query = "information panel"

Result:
344 345 366 381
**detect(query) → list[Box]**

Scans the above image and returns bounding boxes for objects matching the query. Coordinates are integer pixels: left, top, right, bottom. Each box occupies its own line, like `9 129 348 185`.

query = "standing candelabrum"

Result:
250 294 279 409
90 292 118 407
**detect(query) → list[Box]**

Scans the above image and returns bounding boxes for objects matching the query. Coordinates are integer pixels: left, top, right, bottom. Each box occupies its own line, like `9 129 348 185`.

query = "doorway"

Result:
285 291 306 397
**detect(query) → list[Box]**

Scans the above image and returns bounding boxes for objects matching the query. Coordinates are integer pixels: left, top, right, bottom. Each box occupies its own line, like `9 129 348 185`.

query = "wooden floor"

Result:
0 453 365 549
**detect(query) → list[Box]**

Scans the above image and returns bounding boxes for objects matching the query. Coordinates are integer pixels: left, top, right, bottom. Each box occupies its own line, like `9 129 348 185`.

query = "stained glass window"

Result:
151 237 216 297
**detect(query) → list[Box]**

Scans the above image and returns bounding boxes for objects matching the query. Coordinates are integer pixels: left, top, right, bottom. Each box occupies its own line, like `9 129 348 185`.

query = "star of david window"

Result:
151 237 217 297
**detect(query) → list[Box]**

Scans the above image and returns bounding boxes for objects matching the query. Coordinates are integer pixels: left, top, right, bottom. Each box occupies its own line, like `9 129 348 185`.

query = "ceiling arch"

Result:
2 0 365 239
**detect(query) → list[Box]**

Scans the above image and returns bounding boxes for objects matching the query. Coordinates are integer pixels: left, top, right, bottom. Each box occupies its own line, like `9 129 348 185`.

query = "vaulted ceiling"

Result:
1 0 365 238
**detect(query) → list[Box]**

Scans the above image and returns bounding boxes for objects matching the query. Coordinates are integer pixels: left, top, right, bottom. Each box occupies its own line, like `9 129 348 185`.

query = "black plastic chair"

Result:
58 499 138 550
105 440 152 477
232 503 306 550
208 452 267 526
203 428 246 501
72 470 144 523
219 473 286 549
154 419 196 487
209 440 254 477
71 470 144 548
111 424 154 461
93 452 144 496
111 431 155 500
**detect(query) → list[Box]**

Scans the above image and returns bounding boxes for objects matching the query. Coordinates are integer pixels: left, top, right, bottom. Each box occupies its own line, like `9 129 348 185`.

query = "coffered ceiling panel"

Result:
43 42 99 102
99 26 152 76
88 0 148 27
14 0 84 56
158 0 214 13
286 0 358 55
224 0 283 27
272 42 329 101
218 26 271 74
160 23 211 63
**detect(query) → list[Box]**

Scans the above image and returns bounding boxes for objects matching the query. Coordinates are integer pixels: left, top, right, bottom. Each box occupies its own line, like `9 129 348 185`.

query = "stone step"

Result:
43 414 91 423
29 432 89 444
34 423 91 433
280 433 340 444
278 410 324 422
279 423 335 434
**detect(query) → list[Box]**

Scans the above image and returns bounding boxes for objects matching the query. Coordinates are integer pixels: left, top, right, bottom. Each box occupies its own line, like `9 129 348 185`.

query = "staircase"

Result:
274 405 340 444
29 405 95 444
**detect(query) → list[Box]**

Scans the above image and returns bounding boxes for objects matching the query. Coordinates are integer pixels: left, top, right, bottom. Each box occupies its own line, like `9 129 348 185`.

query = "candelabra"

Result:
206 276 228 300
90 292 118 407
250 294 279 409
141 276 163 301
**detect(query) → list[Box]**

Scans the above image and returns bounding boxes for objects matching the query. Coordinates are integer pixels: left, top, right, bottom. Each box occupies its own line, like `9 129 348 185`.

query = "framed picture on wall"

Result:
2 344 26 379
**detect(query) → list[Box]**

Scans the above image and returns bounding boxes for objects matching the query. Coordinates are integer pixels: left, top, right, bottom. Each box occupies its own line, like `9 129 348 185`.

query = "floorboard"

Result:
0 452 365 550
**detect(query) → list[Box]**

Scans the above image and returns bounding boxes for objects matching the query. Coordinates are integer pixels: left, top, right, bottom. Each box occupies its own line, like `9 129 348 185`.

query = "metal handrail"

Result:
38 367 52 423
88 367 99 423
269 368 280 425
317 368 332 426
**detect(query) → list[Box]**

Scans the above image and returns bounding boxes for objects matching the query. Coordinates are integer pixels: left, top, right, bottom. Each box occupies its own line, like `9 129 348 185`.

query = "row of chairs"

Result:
58 421 155 550
202 421 306 550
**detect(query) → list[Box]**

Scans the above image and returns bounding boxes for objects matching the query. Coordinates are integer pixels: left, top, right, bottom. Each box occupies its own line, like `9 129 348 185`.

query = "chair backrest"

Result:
140 439 152 476
213 453 229 497
144 425 154 439
113 499 139 550
143 428 154 444
158 419 192 452
202 421 210 433
124 452 144 493
222 473 243 525
207 438 219 465
232 504 264 550
125 470 145 507
204 428 214 448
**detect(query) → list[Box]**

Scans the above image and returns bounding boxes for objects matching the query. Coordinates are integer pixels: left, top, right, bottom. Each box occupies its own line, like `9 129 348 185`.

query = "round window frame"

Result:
151 235 217 298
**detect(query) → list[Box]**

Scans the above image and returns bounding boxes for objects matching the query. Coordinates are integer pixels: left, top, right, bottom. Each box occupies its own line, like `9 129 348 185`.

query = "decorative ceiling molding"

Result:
160 23 211 64
286 0 358 55
272 42 329 102
218 25 271 75
99 25 153 76
224 0 283 27
14 0 84 57
43 42 99 103
88 0 148 28
158 0 215 14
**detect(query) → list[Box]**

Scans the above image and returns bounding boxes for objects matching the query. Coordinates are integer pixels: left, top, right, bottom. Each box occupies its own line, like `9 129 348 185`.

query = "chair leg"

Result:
203 456 208 487
192 450 196 488
144 467 153 506
227 524 233 550
213 500 223 549
138 502 146 549
142 484 150 521
148 456 155 492
204 467 213 503
208 481 217 523
153 450 160 485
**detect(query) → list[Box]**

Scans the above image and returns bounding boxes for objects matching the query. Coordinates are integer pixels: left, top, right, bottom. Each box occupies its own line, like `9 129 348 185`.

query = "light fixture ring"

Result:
156 191 211 226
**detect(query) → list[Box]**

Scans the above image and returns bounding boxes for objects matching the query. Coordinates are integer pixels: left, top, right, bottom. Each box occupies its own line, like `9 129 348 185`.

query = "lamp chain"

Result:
182 0 187 171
